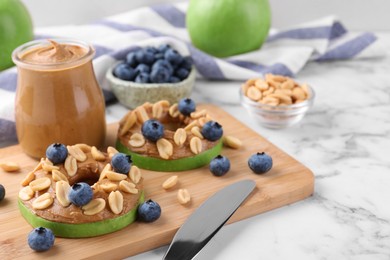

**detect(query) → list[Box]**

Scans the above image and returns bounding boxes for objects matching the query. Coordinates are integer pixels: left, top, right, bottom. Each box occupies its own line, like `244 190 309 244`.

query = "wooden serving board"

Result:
0 104 314 259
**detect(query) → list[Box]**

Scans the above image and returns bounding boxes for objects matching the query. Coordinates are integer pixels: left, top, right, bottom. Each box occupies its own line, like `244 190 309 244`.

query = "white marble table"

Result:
104 32 390 260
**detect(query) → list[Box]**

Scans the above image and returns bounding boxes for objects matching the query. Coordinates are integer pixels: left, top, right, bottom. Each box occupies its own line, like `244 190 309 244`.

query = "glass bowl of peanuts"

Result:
240 74 315 129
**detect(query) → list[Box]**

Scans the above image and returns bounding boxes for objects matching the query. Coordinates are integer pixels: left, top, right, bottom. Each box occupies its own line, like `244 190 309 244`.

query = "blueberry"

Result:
28 227 55 252
126 52 138 67
135 72 150 83
154 52 164 60
209 155 230 176
175 68 190 80
180 56 193 71
164 48 184 67
157 44 171 53
135 50 155 65
68 182 93 206
0 184 5 202
178 98 196 116
113 63 137 81
46 143 68 165
169 76 180 83
137 199 161 222
201 121 223 141
135 64 150 74
111 153 132 174
248 152 273 174
150 67 170 83
152 59 173 75
145 46 158 54
142 119 164 142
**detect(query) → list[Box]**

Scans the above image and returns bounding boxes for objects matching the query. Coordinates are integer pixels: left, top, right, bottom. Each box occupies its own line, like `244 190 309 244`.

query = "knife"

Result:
163 179 256 260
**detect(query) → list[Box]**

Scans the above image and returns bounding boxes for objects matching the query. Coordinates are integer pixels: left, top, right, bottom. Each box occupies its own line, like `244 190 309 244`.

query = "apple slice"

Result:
116 139 223 172
18 192 144 238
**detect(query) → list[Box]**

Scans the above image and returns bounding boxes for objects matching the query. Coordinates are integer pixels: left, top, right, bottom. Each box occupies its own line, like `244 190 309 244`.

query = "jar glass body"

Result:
12 39 106 158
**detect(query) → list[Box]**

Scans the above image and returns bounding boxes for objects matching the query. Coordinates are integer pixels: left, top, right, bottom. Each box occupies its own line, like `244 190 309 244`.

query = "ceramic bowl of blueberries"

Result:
106 44 196 109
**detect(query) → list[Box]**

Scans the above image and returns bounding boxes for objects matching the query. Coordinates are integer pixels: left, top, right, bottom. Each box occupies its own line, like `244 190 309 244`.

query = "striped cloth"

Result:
0 3 385 146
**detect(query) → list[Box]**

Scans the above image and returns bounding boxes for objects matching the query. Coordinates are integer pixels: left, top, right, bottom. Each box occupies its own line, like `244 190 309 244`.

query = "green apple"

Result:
186 0 271 57
0 0 33 70
116 139 223 172
18 192 144 238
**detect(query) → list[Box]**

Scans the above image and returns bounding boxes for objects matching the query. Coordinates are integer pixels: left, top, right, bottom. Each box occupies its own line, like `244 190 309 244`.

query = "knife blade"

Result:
163 179 256 260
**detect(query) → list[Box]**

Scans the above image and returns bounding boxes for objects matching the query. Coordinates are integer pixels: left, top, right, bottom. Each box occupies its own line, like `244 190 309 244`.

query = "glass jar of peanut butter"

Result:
12 39 106 159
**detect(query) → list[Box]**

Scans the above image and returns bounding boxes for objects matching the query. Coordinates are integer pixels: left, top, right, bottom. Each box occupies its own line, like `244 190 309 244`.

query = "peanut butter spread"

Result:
20 148 143 224
21 40 88 64
118 102 219 160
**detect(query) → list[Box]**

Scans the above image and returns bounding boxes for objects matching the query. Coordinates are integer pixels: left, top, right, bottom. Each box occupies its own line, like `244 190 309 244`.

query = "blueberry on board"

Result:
150 66 170 83
164 48 184 67
248 152 273 174
169 76 180 83
209 155 231 176
135 72 150 83
113 63 137 81
111 153 132 174
0 184 5 202
142 119 164 142
28 227 55 252
180 56 193 71
201 121 223 141
137 199 161 222
152 59 173 75
68 182 93 206
135 49 155 65
45 143 68 164
178 98 196 116
175 68 190 80
135 64 150 74
154 52 164 60
145 46 158 54
126 52 138 67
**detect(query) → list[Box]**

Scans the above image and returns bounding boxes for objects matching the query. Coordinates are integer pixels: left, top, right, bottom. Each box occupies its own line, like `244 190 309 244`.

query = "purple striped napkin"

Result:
0 3 384 146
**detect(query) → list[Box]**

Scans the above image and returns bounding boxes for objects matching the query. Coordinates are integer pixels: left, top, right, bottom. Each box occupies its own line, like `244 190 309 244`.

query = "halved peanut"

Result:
107 146 119 159
268 93 292 105
198 117 212 127
129 165 141 184
119 180 138 194
281 79 295 89
75 143 92 153
169 104 180 118
82 198 106 216
162 175 178 190
177 189 191 205
152 102 164 119
190 137 202 155
99 163 112 181
156 100 170 108
191 126 204 139
0 162 20 172
64 156 77 177
254 79 269 90
223 136 242 149
52 169 68 183
21 170 36 186
55 181 71 207
263 86 275 96
261 96 280 106
120 111 137 136
129 133 145 148
42 159 59 172
32 193 53 210
135 106 149 124
29 177 51 192
190 109 207 119
247 86 262 101
19 186 34 201
108 191 123 214
106 171 127 181
173 128 187 146
301 83 310 98
91 146 106 161
157 138 173 159
291 87 306 101
100 182 118 192
184 120 198 131
67 145 87 162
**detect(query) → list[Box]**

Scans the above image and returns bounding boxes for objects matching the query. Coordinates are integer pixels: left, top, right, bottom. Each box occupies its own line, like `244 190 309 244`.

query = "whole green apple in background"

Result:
186 0 271 57
0 0 33 71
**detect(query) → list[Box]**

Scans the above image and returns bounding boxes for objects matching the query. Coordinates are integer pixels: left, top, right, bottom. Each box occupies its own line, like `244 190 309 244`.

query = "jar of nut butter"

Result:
12 39 106 159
